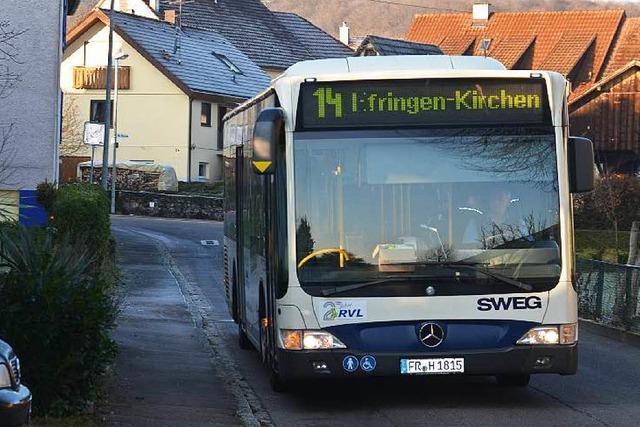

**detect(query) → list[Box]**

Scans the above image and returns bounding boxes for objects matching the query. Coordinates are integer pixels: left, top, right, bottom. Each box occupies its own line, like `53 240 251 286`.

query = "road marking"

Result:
201 239 219 246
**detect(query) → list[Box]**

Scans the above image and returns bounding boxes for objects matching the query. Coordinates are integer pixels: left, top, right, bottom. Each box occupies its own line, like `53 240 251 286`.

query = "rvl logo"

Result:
322 301 366 321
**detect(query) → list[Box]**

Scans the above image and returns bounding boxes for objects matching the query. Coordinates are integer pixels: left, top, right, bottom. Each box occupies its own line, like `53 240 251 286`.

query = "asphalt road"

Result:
112 215 640 427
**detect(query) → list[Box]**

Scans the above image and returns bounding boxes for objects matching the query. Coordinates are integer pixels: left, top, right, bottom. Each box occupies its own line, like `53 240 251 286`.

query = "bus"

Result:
222 55 594 391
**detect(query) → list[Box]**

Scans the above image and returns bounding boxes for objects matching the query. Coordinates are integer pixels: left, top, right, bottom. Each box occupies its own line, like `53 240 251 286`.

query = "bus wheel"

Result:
259 319 269 365
270 369 289 393
238 324 252 350
496 374 530 387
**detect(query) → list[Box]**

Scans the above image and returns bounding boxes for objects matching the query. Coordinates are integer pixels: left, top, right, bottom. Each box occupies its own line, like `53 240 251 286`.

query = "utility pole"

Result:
101 0 116 189
111 52 128 214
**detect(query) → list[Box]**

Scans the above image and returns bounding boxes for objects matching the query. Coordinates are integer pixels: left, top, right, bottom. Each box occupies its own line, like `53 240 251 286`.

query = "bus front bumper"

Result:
276 344 577 380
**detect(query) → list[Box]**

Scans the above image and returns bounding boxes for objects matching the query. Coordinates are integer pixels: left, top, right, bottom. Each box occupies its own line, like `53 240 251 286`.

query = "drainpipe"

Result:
187 98 193 182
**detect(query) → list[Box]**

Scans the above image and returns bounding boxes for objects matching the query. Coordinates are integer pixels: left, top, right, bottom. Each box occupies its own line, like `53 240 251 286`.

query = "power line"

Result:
361 0 467 13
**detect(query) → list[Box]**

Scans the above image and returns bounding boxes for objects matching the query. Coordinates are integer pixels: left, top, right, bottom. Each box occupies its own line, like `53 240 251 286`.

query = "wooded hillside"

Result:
265 0 640 39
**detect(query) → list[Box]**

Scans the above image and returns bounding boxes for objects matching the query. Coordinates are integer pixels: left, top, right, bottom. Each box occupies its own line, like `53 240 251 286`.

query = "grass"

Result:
575 229 631 263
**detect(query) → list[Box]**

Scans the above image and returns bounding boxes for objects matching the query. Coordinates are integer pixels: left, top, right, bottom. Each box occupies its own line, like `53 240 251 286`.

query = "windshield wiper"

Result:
319 264 532 297
320 275 435 297
436 262 533 292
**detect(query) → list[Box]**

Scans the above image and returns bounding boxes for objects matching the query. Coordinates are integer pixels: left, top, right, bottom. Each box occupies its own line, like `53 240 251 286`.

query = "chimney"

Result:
164 9 176 24
339 22 350 46
472 2 491 27
149 0 160 13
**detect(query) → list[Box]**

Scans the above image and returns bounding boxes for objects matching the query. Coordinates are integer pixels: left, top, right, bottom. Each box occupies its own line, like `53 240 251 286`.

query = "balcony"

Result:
72 66 130 90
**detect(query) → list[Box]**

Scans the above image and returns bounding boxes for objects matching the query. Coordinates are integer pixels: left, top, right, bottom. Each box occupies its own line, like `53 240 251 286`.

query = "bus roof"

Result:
278 55 506 79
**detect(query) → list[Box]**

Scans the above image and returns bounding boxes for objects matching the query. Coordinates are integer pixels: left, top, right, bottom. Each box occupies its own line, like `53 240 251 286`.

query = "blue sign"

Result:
360 355 376 372
342 355 359 372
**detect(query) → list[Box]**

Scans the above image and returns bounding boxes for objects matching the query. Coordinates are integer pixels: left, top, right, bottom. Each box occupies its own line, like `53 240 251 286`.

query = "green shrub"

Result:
36 181 58 218
52 183 111 260
0 224 118 415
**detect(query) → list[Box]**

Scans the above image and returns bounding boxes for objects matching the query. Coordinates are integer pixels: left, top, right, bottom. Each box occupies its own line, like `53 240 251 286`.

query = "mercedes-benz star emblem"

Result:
418 322 445 348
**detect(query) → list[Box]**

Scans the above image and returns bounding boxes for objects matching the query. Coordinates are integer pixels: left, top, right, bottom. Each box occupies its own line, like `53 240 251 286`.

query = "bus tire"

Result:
270 370 289 393
496 374 530 387
238 324 252 350
231 266 239 323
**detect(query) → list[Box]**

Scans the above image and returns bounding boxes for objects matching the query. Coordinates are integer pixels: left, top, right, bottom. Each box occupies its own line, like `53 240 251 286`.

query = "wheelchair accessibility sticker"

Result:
343 355 359 372
360 355 376 372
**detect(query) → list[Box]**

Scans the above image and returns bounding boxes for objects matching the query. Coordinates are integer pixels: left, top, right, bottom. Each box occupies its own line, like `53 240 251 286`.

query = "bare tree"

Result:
0 20 25 99
0 20 26 220
60 97 86 156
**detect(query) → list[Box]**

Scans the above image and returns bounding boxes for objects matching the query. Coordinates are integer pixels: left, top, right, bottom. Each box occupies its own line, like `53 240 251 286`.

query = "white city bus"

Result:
222 56 594 391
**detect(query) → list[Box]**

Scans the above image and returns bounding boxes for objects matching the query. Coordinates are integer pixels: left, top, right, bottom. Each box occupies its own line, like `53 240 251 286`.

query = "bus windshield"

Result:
293 127 561 297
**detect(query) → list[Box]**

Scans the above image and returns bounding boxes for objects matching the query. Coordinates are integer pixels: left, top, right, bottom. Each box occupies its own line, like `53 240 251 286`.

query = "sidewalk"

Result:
101 227 242 427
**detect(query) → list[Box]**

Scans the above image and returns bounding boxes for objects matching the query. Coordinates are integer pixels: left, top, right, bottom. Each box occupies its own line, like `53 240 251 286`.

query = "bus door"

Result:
234 146 246 325
240 147 268 342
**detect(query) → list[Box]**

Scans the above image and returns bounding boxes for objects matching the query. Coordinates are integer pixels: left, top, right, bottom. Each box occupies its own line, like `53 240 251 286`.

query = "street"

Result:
111 215 640 427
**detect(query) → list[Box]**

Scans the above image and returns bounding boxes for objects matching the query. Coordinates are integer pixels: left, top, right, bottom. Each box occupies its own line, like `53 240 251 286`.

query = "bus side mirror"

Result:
252 108 285 175
568 136 595 193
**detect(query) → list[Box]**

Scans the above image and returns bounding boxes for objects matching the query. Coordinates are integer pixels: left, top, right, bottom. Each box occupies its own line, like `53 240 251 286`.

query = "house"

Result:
0 0 79 225
68 0 159 28
69 1 354 77
569 19 640 173
61 9 271 183
354 35 442 56
405 3 640 173
157 0 353 77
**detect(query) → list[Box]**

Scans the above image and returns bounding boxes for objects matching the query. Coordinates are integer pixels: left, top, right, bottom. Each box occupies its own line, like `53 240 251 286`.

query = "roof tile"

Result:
109 11 271 99
603 16 640 77
273 12 353 59
355 35 442 56
159 0 314 70
406 9 625 88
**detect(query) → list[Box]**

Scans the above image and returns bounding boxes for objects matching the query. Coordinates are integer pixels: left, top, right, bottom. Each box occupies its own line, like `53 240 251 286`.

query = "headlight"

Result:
516 323 577 345
280 329 347 350
0 364 12 388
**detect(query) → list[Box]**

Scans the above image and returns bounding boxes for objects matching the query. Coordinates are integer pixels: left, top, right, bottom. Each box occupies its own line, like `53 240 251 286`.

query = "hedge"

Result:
0 183 118 415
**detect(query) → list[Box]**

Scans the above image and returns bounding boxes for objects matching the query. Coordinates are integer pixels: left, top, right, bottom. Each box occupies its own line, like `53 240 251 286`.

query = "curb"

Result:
131 228 274 427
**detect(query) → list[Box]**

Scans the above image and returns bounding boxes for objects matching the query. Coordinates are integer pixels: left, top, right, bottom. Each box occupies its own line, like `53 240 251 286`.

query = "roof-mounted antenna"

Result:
165 0 194 64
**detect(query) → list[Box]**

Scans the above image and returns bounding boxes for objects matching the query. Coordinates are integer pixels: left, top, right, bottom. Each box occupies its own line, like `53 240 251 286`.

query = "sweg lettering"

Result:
477 296 543 311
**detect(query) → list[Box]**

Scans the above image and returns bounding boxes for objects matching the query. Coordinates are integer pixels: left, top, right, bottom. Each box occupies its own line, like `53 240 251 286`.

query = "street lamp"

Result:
101 0 116 190
111 51 129 214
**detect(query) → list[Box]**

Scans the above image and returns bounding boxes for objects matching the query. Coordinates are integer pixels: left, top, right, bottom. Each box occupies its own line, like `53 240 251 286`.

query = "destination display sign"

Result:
297 79 551 129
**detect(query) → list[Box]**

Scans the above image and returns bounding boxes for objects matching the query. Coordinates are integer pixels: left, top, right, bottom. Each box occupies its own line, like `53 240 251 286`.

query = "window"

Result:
480 38 492 51
90 100 113 126
217 106 227 150
198 162 209 180
201 102 212 127
212 51 242 74
294 127 561 297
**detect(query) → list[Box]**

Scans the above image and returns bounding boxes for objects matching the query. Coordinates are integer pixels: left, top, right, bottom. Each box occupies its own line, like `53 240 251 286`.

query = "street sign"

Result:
116 132 129 139
83 122 105 146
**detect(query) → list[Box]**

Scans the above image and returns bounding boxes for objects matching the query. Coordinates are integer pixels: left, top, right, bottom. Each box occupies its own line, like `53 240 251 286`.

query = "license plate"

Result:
400 358 464 375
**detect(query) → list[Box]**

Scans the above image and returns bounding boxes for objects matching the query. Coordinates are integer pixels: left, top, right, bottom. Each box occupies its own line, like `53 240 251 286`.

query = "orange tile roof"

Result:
603 16 640 77
438 35 475 55
484 35 536 69
406 9 625 89
539 35 595 75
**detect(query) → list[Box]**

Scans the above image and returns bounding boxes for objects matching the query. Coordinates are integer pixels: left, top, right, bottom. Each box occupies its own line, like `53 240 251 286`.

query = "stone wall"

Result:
116 191 223 220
